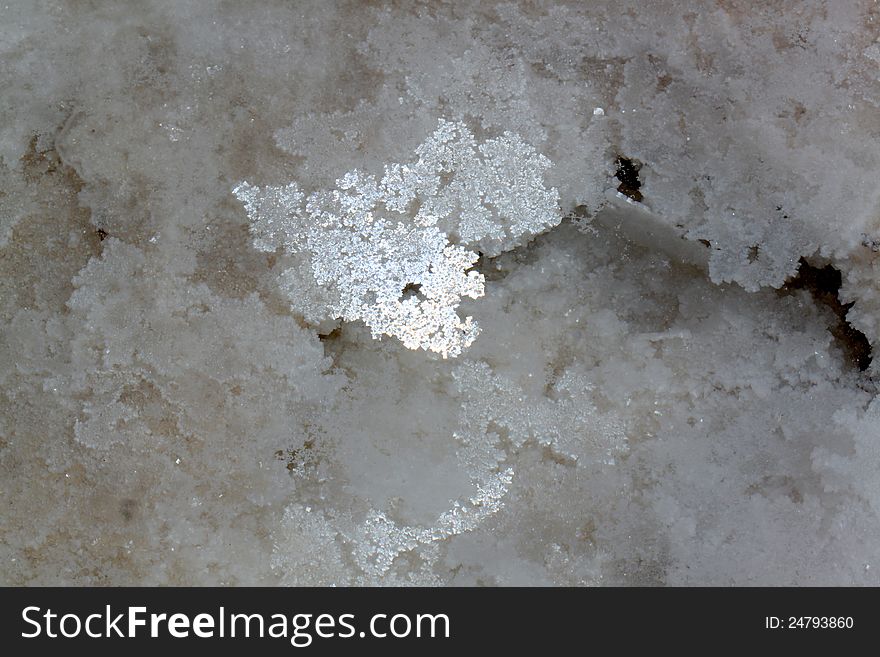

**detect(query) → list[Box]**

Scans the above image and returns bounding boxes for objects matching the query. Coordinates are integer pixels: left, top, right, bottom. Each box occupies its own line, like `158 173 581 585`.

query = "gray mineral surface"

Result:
3 1 880 585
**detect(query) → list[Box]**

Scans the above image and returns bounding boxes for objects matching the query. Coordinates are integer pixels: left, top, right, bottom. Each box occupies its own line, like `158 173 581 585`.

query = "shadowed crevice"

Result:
781 258 872 371
615 156 643 202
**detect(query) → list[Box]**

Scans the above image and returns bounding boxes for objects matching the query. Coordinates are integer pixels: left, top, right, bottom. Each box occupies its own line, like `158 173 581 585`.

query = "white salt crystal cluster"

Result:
234 119 559 357
4 0 880 586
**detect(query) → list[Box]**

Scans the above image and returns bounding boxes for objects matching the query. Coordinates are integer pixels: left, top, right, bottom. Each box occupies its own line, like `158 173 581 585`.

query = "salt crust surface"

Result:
3 1 880 585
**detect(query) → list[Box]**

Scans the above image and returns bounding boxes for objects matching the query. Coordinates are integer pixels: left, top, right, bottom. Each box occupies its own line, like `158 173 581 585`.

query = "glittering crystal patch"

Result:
234 119 560 357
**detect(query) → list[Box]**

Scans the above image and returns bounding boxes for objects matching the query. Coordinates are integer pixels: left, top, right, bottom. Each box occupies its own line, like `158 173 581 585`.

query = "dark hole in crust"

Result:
96 228 109 241
401 282 422 299
782 258 872 371
318 327 341 342
615 156 643 202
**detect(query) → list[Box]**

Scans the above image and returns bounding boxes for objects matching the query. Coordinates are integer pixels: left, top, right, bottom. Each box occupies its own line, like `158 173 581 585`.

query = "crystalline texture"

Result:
233 119 560 358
